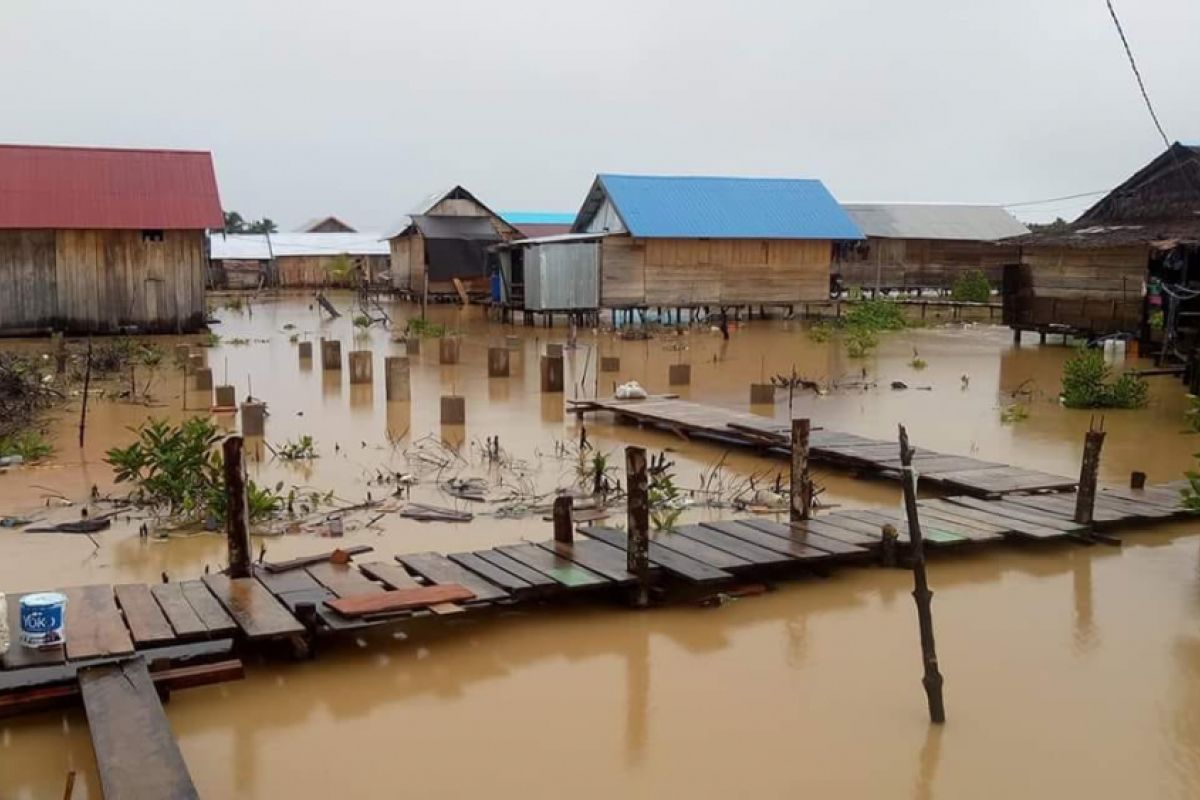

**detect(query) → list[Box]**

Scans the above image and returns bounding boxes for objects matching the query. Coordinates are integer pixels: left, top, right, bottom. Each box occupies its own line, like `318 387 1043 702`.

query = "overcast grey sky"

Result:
2 0 1195 229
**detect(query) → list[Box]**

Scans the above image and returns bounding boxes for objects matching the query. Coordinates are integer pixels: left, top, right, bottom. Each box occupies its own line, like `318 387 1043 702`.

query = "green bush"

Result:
950 270 992 303
807 323 833 343
0 430 53 462
1060 347 1148 409
844 299 906 332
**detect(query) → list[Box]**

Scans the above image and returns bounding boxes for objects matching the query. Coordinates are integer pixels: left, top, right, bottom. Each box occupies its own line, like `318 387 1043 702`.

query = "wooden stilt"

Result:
625 446 650 608
790 418 812 521
553 495 574 544
78 339 92 448
223 436 252 579
1130 471 1147 490
898 424 946 724
1074 419 1106 526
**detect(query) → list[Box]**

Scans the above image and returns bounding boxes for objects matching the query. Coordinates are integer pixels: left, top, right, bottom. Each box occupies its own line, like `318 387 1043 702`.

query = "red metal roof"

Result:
0 144 223 230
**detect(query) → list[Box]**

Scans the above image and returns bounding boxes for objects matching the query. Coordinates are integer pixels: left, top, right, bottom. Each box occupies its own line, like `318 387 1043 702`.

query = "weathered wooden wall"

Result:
1003 244 1147 333
275 254 388 287
390 195 518 294
0 230 57 330
835 238 1019 290
599 235 831 307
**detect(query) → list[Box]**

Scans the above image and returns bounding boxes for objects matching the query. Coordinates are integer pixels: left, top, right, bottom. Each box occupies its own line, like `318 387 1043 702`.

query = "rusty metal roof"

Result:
0 144 223 230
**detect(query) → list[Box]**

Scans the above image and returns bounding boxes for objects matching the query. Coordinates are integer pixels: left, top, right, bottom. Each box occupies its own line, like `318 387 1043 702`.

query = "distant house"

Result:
501 212 575 239
209 232 390 288
0 143 223 334
387 186 521 299
1004 142 1200 338
834 204 1027 293
297 215 357 233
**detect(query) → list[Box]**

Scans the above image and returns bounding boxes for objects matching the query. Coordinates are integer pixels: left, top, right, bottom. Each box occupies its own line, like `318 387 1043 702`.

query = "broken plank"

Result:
61 585 134 662
535 539 640 584
79 658 199 800
698 520 830 561
149 584 208 640
305 562 384 598
179 581 238 636
357 559 468 614
2 592 66 669
260 545 373 573
494 544 609 588
114 584 177 646
397 552 509 603
326 584 475 617
579 526 732 584
201 575 304 640
671 524 794 566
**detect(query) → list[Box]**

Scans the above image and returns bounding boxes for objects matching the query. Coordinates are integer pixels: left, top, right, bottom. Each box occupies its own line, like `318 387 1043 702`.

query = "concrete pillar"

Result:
384 356 411 401
505 335 521 350
298 341 313 360
194 367 213 391
187 353 205 374
750 383 776 404
174 343 192 368
439 336 460 364
600 356 620 372
240 401 267 436
406 336 421 356
668 364 691 386
320 339 342 371
348 350 373 384
541 355 564 393
546 343 564 358
440 395 466 424
488 347 510 377
214 385 237 409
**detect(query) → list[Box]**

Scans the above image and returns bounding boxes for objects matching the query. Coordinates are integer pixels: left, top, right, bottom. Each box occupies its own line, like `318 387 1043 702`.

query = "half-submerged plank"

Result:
494 544 610 588
150 584 208 640
699 520 830 561
79 658 199 800
397 552 509 603
201 575 304 640
2 592 66 669
738 519 866 556
579 526 731 584
179 580 238 636
326 585 475 617
61 585 134 662
359 560 465 615
114 584 176 646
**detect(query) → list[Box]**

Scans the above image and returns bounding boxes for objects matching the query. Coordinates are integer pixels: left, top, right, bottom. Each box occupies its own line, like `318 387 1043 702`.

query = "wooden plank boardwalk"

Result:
568 397 1077 498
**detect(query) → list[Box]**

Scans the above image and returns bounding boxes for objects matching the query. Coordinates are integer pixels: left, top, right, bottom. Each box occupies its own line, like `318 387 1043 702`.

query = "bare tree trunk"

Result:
223 436 252 579
626 446 650 607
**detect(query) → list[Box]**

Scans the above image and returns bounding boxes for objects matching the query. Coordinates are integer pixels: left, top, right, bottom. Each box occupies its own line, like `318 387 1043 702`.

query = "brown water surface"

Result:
1 293 1198 798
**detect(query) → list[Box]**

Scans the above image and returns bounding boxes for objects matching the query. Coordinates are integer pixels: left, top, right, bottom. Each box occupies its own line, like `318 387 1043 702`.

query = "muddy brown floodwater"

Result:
2 292 1199 798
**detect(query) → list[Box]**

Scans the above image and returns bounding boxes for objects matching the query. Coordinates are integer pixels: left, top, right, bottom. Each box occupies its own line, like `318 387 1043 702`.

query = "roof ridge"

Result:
0 142 214 156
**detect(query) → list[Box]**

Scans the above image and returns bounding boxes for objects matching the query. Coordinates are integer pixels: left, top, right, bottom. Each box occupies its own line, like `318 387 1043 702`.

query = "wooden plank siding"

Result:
274 254 388 288
599 234 831 307
0 229 206 334
389 194 518 293
1004 244 1147 333
835 238 1020 291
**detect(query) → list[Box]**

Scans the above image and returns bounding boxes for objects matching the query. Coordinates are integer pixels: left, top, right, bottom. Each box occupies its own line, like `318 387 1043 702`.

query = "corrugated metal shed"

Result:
0 144 223 230
209 233 390 260
572 174 863 240
524 240 600 311
841 204 1029 241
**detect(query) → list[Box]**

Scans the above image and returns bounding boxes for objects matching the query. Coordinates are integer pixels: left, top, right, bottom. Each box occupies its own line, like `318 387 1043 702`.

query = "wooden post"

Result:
223 436 252 579
790 418 812 521
880 523 899 568
1130 471 1147 490
1074 420 1106 526
78 338 92 449
553 495 574 544
52 332 66 375
626 446 650 608
384 356 410 401
898 424 946 724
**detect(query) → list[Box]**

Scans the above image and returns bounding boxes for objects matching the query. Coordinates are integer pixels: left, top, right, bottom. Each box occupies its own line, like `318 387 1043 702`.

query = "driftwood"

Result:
260 545 373 573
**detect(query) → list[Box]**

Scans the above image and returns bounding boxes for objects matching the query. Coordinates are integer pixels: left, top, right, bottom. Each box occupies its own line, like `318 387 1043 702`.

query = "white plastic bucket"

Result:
20 592 67 649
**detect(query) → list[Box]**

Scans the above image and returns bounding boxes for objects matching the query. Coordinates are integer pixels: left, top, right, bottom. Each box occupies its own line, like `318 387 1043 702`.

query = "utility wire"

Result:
1001 190 1108 208
1105 0 1170 148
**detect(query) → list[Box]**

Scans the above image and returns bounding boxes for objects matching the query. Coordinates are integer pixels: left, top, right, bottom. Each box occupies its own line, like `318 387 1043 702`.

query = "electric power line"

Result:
1105 0 1170 148
1001 189 1108 208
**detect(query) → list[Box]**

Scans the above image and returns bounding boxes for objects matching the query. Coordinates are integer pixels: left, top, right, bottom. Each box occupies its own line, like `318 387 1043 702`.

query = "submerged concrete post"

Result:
222 435 252 579
553 495 574 545
750 383 776 404
194 366 213 391
668 364 691 386
320 339 342 371
348 351 373 384
790 418 812 521
298 341 313 361
1074 422 1107 526
214 385 236 409
240 401 266 436
1130 471 1146 490
384 356 410 401
440 395 465 424
488 347 510 377
546 343 564 358
540 355 564 393
626 446 650 608
600 356 620 373
439 336 460 364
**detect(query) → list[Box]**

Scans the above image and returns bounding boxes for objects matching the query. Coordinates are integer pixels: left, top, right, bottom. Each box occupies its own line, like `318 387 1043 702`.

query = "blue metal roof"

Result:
500 211 577 225
583 174 863 240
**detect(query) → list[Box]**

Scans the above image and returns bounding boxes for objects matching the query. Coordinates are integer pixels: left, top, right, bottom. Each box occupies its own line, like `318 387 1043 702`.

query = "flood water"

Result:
2 292 1199 798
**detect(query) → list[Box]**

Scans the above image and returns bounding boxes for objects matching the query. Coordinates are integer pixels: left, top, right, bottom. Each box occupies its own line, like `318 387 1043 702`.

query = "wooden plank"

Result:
149 584 208 640
580 526 732 584
739 519 867 556
909 506 1006 542
1003 494 1126 523
648 529 752 570
934 497 1073 539
1100 485 1184 510
114 584 177 646
253 567 325 597
260 545 373 573
61 585 135 662
79 658 199 800
471 550 559 591
2 592 66 669
326 585 475 617
917 499 1017 534
444 552 542 594
946 496 1085 532
357 561 420 589
494 544 610 588
305 562 384 598
397 552 510 603
671 524 794 566
179 581 237 636
698 520 831 561
835 509 969 546
801 517 884 547
536 539 640 584
201 575 304 640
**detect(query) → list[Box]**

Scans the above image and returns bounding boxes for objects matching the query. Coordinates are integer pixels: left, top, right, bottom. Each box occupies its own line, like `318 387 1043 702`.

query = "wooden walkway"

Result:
568 397 1077 497
1 482 1192 798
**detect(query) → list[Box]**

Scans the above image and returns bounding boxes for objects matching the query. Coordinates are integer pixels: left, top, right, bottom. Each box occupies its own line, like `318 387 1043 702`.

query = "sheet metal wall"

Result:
525 241 600 310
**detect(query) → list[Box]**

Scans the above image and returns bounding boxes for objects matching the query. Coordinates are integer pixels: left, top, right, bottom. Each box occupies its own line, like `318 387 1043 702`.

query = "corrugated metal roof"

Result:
500 232 608 247
0 143 223 230
573 174 863 240
841 203 1029 241
501 211 577 225
209 232 389 260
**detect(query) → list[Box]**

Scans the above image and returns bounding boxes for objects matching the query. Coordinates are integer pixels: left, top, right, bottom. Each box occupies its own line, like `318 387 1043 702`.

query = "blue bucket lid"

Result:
22 592 66 606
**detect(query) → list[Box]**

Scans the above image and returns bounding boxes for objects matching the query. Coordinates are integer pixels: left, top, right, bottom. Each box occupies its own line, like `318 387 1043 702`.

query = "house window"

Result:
142 229 164 243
